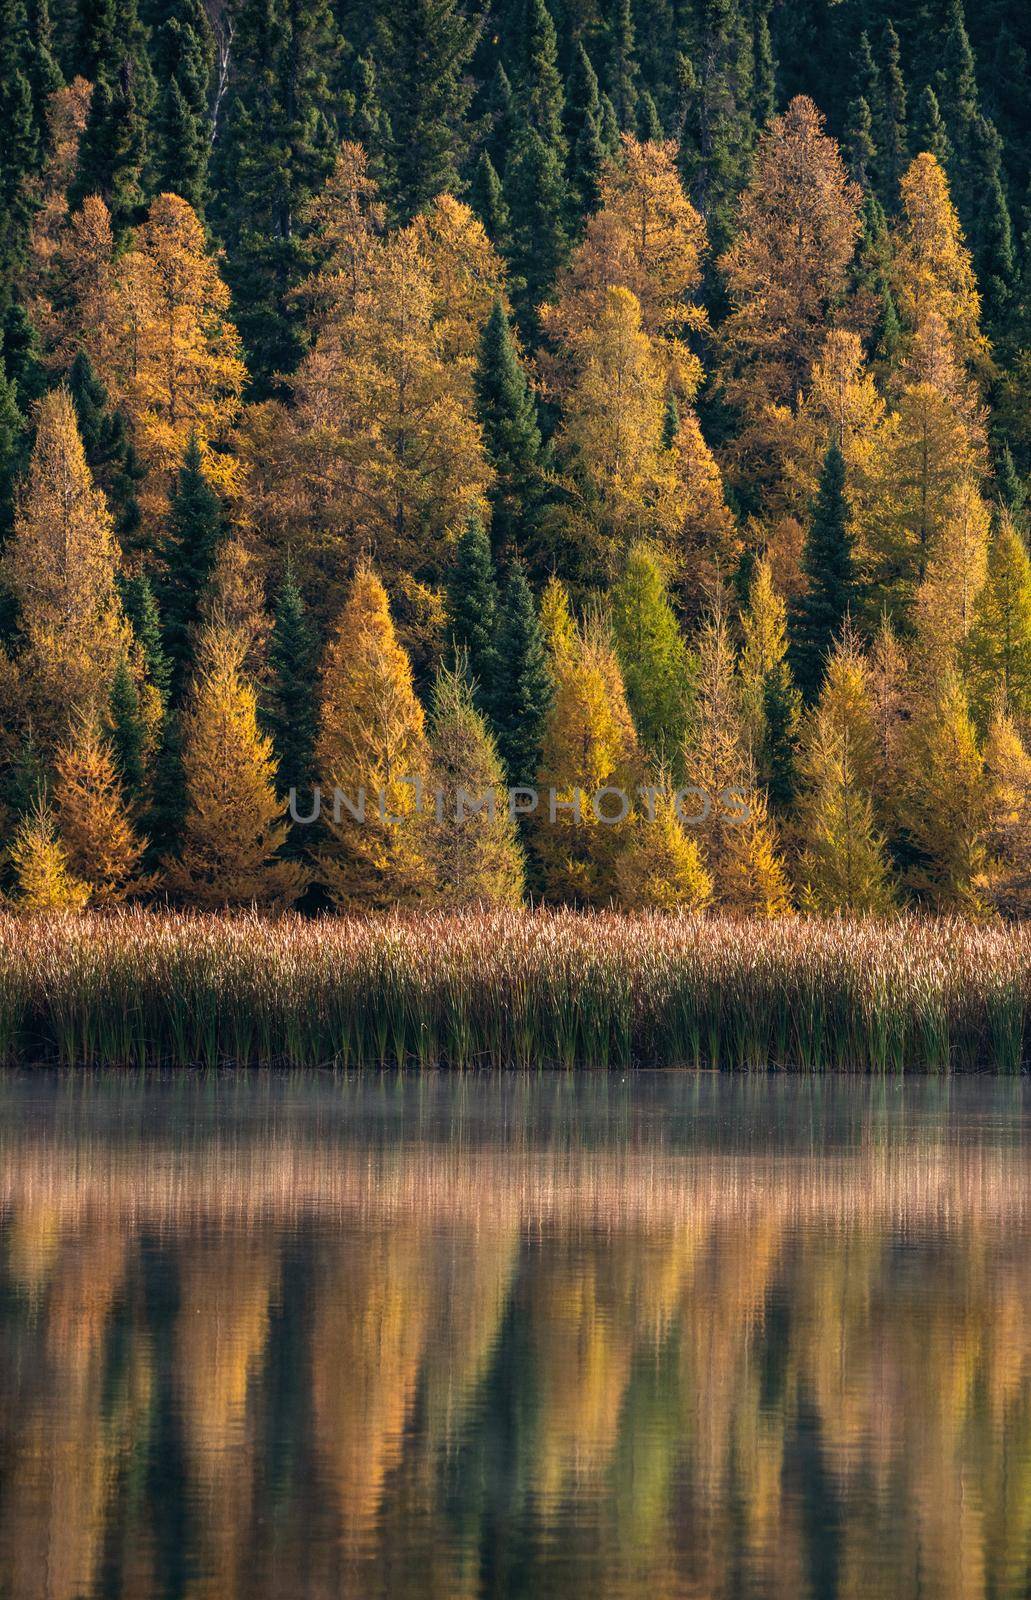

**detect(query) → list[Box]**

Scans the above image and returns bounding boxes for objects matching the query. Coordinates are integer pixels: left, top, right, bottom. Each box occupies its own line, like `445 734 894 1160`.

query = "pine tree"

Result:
564 42 605 219
789 444 855 703
514 0 565 152
167 625 305 905
614 783 712 909
995 445 1026 527
68 0 154 230
936 0 980 217
0 0 49 282
445 518 499 700
107 654 147 798
483 60 515 172
965 512 1031 725
67 350 144 544
316 560 432 907
426 666 525 908
846 96 877 191
119 572 170 703
209 0 342 389
609 543 694 775
53 716 149 903
7 802 90 909
752 0 776 127
474 297 546 563
678 0 757 254
485 560 553 788
265 567 318 820
159 435 224 704
349 50 393 190
376 0 479 220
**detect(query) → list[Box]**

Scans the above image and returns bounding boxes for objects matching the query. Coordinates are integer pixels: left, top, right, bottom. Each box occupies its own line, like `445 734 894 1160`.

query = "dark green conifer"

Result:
604 0 639 131
107 655 147 797
470 151 511 251
790 444 855 704
445 518 499 701
265 565 318 812
474 298 547 561
376 0 479 219
879 21 908 202
504 123 570 337
158 435 224 703
0 357 27 543
486 561 553 788
564 42 605 219
912 84 952 169
118 572 171 704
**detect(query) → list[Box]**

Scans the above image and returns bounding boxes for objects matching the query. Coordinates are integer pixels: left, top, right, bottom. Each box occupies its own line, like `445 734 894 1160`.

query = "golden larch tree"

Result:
167 627 304 907
900 671 990 912
53 718 150 904
426 666 525 908
892 153 988 372
614 783 712 910
316 561 432 908
1 388 130 741
6 804 90 911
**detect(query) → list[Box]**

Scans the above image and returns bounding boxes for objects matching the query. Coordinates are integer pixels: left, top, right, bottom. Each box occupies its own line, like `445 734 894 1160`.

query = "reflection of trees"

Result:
0 1142 1030 1599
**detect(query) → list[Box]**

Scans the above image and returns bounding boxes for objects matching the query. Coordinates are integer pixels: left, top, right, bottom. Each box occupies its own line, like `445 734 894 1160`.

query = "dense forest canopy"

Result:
0 0 1029 914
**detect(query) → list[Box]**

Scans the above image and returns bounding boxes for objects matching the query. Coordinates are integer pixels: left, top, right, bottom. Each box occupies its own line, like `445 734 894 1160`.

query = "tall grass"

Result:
0 909 1029 1070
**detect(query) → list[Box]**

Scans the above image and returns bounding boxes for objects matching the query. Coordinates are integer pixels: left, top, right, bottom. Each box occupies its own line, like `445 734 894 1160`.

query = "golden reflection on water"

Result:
0 1075 1029 1600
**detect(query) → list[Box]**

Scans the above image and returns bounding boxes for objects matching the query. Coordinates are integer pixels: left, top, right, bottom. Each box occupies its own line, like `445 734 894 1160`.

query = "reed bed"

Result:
1 908 1030 1070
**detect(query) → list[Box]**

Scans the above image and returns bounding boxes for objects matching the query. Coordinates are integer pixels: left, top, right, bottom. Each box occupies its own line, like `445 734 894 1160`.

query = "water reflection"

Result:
0 1073 1029 1599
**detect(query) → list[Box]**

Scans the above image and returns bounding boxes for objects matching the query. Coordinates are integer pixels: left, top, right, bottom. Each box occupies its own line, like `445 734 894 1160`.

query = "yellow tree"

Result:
673 407 739 613
685 595 792 912
6 804 90 911
53 718 150 904
291 203 498 615
980 708 1031 916
719 97 863 424
426 666 524 908
110 194 247 507
1 389 130 741
912 480 990 687
544 135 707 378
964 511 1031 726
892 153 988 372
738 554 800 799
900 671 989 911
167 627 304 906
552 285 684 574
614 783 712 910
794 636 894 913
316 561 432 908
535 613 640 905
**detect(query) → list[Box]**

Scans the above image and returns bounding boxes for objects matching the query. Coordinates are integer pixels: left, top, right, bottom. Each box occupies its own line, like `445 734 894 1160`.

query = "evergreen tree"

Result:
515 0 565 151
878 21 908 203
107 654 147 797
376 0 479 220
995 444 1027 526
609 543 694 776
444 519 498 713
604 0 639 131
789 443 855 703
936 0 980 216
67 350 144 543
210 0 342 390
503 122 570 336
0 357 26 543
846 96 877 191
69 0 155 229
426 665 525 907
474 297 547 562
752 0 775 127
637 90 662 141
564 43 605 219
0 0 48 284
350 50 393 190
1 302 45 413
678 0 757 254
485 560 553 788
153 0 213 212
265 566 318 819
482 60 515 172
912 85 951 169
469 151 511 251
119 572 171 703
159 435 224 704
969 115 1015 331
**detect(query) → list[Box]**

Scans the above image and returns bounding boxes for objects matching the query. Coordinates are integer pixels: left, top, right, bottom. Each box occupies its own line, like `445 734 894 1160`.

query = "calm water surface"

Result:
0 1071 1029 1600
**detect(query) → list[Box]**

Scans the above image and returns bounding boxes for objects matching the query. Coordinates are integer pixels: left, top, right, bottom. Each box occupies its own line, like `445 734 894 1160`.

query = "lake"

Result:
0 1071 1029 1599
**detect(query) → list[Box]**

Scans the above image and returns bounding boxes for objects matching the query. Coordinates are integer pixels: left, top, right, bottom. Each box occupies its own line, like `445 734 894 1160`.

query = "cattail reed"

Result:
0 909 1028 1071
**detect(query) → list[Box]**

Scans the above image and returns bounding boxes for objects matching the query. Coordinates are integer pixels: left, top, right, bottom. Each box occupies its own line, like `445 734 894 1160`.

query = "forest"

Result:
1 0 1030 916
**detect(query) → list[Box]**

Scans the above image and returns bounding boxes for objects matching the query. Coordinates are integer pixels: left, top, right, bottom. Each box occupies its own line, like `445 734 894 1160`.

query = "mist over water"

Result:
0 1071 1029 1600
